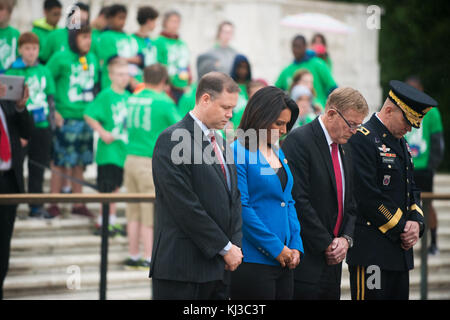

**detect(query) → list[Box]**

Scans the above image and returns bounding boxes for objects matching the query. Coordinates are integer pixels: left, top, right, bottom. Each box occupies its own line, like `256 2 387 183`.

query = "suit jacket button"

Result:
367 221 371 226
281 202 286 207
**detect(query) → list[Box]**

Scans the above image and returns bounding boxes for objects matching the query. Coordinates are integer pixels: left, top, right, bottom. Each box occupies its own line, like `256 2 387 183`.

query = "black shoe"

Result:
29 207 54 219
428 243 439 255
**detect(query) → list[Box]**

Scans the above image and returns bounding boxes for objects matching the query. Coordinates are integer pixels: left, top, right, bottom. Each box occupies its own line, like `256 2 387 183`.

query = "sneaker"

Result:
124 258 142 270
124 258 150 270
47 205 62 218
93 224 116 237
428 243 439 255
72 205 95 219
29 207 54 219
139 259 151 270
112 224 127 237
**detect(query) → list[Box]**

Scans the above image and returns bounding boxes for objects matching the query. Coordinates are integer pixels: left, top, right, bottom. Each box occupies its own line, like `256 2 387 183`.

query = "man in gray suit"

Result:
150 72 243 300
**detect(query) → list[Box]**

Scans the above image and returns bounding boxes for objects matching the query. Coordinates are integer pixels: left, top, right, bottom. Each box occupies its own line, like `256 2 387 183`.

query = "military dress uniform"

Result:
347 80 438 300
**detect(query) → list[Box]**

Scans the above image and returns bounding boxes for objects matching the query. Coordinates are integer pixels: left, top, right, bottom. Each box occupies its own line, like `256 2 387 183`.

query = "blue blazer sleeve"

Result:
234 144 285 260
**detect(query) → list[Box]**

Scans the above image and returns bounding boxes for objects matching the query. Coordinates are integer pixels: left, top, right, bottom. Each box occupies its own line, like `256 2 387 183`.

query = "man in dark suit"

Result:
347 80 436 300
150 72 243 300
282 87 369 300
0 82 32 299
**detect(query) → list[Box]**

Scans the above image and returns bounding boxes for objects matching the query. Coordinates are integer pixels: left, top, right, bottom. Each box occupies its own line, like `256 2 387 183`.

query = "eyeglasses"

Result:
332 108 362 131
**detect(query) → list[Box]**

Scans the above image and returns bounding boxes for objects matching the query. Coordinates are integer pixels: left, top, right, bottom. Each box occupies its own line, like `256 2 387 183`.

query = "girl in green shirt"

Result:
46 24 99 219
0 1 19 73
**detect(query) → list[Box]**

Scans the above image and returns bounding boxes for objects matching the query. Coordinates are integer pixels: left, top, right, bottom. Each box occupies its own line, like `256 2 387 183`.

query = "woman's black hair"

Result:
237 86 299 149
68 23 91 55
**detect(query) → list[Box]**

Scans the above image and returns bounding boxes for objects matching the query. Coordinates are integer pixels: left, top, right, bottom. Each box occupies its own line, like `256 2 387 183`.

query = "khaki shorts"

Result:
124 155 154 227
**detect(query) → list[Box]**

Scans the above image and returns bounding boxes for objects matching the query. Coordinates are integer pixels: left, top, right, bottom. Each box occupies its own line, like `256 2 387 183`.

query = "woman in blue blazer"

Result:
230 86 303 300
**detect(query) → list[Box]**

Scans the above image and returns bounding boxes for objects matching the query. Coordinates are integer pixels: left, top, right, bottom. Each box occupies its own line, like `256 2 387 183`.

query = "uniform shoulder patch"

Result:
357 126 370 136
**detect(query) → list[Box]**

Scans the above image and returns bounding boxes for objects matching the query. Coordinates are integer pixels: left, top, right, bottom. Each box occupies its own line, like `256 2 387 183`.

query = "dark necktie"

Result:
0 115 11 162
331 142 343 237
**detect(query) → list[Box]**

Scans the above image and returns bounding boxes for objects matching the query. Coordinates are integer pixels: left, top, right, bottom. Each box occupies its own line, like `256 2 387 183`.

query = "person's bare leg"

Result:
141 225 153 261
71 166 84 208
127 221 141 257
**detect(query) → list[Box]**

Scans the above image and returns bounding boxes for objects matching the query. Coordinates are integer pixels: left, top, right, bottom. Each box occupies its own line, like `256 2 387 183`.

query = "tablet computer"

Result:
0 74 25 101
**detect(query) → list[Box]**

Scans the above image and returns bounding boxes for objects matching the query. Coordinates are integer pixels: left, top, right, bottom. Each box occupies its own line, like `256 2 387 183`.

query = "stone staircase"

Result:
3 166 450 300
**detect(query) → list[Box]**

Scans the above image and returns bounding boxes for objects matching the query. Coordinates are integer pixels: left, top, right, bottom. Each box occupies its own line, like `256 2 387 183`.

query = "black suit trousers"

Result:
293 263 342 300
152 279 229 300
0 170 20 300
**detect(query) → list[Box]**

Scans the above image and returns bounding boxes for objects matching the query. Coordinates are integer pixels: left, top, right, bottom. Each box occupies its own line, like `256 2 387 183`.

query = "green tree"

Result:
336 0 450 170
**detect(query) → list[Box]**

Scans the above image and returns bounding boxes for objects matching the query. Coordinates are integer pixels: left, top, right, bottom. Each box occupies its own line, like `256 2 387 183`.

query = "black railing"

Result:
0 192 447 300
0 193 154 300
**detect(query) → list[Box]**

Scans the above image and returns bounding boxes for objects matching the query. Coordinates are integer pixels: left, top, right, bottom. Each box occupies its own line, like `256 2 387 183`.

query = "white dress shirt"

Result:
318 116 345 207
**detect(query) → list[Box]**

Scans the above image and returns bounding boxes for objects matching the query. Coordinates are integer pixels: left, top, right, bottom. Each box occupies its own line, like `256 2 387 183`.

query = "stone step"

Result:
12 216 127 237
7 285 152 300
3 269 151 299
7 252 131 276
10 234 128 256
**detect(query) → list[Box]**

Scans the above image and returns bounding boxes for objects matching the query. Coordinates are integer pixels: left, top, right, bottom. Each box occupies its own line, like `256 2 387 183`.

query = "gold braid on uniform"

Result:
410 204 424 217
388 90 424 128
378 207 403 234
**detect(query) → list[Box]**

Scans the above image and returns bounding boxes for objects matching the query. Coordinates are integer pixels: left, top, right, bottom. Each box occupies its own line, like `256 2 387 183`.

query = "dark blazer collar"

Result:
182 113 233 193
311 118 336 190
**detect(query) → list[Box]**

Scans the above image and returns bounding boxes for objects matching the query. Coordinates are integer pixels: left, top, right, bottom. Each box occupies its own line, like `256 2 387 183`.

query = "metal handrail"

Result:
1 192 449 300
0 193 155 300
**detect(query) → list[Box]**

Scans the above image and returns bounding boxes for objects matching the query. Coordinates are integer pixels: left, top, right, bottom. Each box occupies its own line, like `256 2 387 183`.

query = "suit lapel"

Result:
184 114 231 195
311 119 337 194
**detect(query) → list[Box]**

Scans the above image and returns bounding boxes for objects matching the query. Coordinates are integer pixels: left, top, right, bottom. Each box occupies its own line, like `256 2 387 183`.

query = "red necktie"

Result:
0 115 11 162
209 133 227 180
331 143 343 237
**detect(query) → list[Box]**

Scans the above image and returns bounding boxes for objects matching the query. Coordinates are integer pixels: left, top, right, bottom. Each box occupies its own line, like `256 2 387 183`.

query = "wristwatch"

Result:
343 235 353 248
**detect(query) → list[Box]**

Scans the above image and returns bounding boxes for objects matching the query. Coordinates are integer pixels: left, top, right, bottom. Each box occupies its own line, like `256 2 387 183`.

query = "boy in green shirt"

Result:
85 57 130 236
0 0 19 73
46 23 99 218
39 2 90 64
154 10 191 103
98 4 142 90
132 6 159 85
6 32 57 219
124 64 181 269
31 0 62 62
275 35 337 108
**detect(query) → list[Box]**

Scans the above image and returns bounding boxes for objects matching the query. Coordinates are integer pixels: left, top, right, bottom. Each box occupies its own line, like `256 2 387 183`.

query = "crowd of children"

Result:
0 0 336 269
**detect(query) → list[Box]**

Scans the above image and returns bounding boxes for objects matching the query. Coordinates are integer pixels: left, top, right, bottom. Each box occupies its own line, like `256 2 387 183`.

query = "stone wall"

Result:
10 0 382 113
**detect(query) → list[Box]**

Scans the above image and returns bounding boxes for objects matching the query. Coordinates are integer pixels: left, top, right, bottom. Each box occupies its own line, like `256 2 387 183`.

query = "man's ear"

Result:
200 92 211 105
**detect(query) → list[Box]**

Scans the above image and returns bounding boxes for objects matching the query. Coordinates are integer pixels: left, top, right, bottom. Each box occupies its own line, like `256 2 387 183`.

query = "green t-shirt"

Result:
84 87 129 167
39 28 69 64
230 91 248 129
5 62 55 128
98 30 140 89
178 82 197 116
132 34 158 83
31 18 59 62
127 88 181 158
275 56 337 107
154 35 190 89
405 107 444 170
0 25 20 72
47 50 99 119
